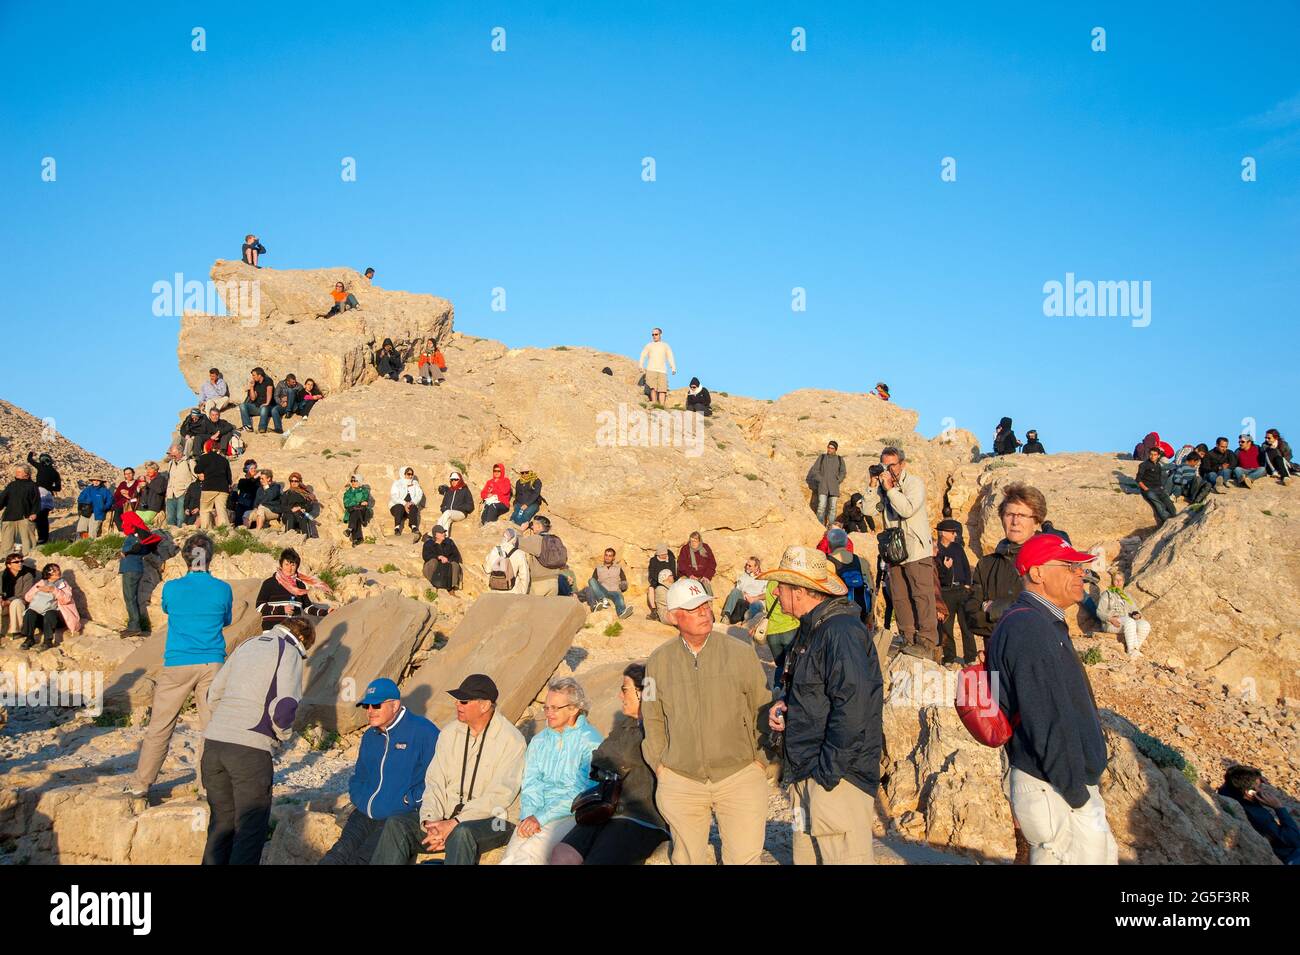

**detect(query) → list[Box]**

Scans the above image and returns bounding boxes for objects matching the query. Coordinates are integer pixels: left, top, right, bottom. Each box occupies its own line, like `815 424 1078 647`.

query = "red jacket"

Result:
816 534 855 556
480 463 512 506
677 542 716 580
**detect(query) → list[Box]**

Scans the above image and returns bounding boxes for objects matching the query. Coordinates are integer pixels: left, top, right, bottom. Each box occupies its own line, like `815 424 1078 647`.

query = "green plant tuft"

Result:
603 622 623 638
92 710 132 728
379 563 399 573
1080 646 1103 666
1131 729 1195 782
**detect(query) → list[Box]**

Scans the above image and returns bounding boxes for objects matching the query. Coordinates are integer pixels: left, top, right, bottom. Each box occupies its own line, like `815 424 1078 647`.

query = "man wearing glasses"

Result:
966 483 1047 658
1231 434 1267 489
986 533 1118 865
638 326 676 406
373 674 526 865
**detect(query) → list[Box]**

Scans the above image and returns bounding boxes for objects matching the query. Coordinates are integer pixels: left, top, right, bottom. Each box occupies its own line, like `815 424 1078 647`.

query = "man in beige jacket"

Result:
642 577 771 864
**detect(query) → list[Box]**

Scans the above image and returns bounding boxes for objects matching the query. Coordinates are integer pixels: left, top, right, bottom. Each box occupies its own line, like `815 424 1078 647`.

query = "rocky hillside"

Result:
0 399 119 488
0 261 1294 865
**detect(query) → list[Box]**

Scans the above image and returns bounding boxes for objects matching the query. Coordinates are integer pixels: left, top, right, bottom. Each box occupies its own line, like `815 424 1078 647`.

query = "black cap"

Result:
937 519 962 534
447 673 498 703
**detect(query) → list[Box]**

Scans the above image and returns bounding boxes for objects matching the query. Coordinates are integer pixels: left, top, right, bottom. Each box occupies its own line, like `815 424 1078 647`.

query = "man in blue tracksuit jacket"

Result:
987 533 1117 865
320 678 439 865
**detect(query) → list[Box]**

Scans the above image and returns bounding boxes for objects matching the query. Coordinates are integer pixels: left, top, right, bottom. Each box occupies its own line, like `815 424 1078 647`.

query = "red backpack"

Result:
954 608 1027 746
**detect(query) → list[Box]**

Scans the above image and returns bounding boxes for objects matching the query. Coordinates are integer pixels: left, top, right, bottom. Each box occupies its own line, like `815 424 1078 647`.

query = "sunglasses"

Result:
360 702 390 710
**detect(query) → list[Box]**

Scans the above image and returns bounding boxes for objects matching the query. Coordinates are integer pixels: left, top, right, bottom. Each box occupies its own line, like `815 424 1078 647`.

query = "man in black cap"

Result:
935 519 975 665
372 674 526 865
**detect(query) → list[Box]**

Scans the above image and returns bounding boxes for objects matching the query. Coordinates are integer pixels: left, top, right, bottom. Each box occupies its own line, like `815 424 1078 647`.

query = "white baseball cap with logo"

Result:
665 577 712 611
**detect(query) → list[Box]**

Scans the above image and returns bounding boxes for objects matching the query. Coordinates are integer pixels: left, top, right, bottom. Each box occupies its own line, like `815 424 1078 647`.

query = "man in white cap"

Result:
641 577 771 864
764 545 882 865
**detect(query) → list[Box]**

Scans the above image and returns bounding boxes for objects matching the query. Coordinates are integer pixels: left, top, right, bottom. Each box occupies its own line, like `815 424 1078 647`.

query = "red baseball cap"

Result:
1015 533 1096 576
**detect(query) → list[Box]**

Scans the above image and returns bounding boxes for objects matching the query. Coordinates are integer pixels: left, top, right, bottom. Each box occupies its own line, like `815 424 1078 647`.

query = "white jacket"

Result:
483 543 530 594
389 475 425 508
639 340 676 375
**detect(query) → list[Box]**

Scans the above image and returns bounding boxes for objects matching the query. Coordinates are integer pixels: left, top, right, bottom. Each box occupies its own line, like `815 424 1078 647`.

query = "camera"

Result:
868 464 885 478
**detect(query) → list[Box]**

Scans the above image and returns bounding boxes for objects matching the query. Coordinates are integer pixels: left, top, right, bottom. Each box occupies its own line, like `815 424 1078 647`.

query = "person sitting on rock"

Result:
299 378 324 416
2 553 37 639
120 511 161 637
588 547 633 619
1199 437 1237 494
651 568 675 624
517 515 568 596
551 663 670 865
76 477 113 539
677 531 716 595
993 417 1021 456
274 373 305 419
434 470 473 535
479 462 512 525
646 543 676 618
870 382 890 401
373 674 527 865
484 526 530 594
111 467 142 532
389 467 425 539
416 338 447 386
239 367 282 434
1094 569 1150 658
722 556 766 625
1262 429 1295 485
816 523 854 557
241 234 265 267
320 678 440 866
509 466 543 526
1022 430 1045 454
838 492 873 534
342 474 374 547
199 367 233 415
243 468 283 530
375 338 404 382
1217 766 1300 864
685 377 712 417
422 526 462 592
231 459 260 528
1170 451 1210 505
1232 434 1268 489
499 677 603 865
201 616 314 865
197 406 237 457
363 267 376 283
178 407 207 457
255 547 333 629
318 282 360 319
1137 446 1176 527
280 472 317 536
20 561 80 650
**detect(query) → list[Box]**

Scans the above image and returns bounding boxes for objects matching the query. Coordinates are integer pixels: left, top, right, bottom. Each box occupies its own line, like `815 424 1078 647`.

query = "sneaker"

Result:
119 629 141 638
412 528 421 539
619 606 634 620
20 637 37 650
1240 475 1252 489
122 784 146 799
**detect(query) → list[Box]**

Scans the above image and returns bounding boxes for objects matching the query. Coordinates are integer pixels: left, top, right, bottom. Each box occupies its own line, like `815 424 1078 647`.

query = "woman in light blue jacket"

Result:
500 676 603 864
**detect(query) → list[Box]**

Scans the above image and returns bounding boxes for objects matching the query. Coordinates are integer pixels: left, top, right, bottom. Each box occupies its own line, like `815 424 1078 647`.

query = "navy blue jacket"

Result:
349 707 440 820
1218 785 1300 862
987 591 1107 809
782 597 883 794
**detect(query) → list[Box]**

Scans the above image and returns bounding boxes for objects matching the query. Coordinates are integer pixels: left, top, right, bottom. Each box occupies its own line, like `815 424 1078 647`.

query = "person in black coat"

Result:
838 492 873 534
25 452 61 545
993 417 1020 456
685 377 712 417
935 518 976 665
1021 430 1045 454
0 466 42 556
254 548 332 629
765 547 882 865
1217 766 1300 864
551 663 669 865
375 339 404 381
421 527 462 591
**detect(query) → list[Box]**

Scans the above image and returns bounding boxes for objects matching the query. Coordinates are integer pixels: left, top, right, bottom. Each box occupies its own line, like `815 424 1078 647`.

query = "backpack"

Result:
489 548 516 591
877 527 907 565
536 533 568 569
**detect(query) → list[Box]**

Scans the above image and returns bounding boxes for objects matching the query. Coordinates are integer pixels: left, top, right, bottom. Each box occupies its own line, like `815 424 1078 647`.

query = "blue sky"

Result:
3 1 1297 466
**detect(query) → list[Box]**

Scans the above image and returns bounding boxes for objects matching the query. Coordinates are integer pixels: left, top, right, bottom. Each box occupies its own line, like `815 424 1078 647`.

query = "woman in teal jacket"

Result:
499 676 603 865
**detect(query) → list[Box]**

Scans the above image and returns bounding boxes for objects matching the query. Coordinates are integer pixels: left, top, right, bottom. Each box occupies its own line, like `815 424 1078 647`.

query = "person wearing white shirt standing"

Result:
638 327 676 406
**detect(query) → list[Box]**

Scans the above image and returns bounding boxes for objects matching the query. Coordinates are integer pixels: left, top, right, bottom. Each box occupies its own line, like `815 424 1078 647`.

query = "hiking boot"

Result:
120 628 141 638
20 637 37 650
1212 482 1225 494
1240 475 1252 489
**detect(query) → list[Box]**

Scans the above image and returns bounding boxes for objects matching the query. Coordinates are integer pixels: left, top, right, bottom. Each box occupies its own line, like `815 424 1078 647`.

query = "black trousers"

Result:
22 608 61 643
34 510 51 544
201 739 273 865
347 506 370 542
939 585 978 663
319 809 393 865
390 503 420 532
561 818 669 865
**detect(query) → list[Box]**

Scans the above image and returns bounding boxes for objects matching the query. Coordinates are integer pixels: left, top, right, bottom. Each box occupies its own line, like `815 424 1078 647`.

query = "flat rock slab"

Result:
297 590 437 735
403 594 586 727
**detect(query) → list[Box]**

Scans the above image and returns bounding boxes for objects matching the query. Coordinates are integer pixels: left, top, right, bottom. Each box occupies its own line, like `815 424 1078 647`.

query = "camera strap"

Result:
452 722 488 819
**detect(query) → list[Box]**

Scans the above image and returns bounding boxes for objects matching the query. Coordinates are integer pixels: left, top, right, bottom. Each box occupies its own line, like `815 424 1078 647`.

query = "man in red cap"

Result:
986 533 1117 865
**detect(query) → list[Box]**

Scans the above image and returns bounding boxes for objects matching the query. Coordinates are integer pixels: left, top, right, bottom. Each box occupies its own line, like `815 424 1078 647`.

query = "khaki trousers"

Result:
2 598 26 635
199 491 229 528
1009 767 1118 865
790 777 875 865
0 519 37 556
530 576 559 597
133 662 221 791
888 557 939 651
655 762 768 865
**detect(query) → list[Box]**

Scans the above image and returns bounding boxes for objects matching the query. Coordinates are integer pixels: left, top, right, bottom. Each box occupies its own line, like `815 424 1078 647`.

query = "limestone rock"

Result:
263 805 344 865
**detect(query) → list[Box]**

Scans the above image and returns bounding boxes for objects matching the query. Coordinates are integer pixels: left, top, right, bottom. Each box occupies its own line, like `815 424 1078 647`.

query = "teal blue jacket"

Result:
520 714 603 826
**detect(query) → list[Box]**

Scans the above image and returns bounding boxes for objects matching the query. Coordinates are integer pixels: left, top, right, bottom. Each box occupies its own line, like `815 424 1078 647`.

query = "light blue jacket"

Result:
520 713 603 827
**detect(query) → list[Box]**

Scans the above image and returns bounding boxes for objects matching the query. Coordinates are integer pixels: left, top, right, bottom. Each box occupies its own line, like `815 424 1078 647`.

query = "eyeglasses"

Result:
1041 561 1087 575
542 703 576 714
360 702 389 710
1003 511 1036 522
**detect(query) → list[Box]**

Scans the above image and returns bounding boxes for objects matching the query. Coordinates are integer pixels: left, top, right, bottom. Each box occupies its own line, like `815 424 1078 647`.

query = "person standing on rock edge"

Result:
0 465 41 557
993 417 1021 456
119 512 160 637
320 678 440 865
872 447 940 661
193 442 233 529
807 440 847 528
764 545 882 865
641 578 771 865
639 327 676 406
126 534 232 800
25 452 60 545
987 533 1118 865
965 483 1046 658
201 616 314 865
163 446 197 529
374 674 527 865
241 234 264 267
935 519 976 665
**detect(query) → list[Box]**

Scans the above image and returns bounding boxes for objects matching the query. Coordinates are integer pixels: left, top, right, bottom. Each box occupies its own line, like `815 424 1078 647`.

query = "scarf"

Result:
686 543 709 571
1105 586 1134 605
275 570 330 596
518 471 538 487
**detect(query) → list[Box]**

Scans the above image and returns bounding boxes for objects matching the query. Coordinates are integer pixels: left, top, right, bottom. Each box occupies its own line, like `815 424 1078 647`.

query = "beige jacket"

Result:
642 632 770 784
877 469 932 563
420 710 527 825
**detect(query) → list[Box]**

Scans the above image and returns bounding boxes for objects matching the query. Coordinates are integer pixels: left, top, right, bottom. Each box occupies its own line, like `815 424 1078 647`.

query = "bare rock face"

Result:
1099 713 1278 864
1127 490 1300 703
177 262 453 396
263 804 344 865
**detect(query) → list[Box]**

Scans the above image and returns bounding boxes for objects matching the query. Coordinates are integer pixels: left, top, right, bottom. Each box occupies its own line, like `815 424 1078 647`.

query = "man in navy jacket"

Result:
987 533 1117 865
320 678 439 865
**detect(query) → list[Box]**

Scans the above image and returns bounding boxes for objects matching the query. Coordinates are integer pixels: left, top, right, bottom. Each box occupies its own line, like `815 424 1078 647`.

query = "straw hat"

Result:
758 545 848 597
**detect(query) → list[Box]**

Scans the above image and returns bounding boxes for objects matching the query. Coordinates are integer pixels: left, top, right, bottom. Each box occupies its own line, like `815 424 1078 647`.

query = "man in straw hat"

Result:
763 544 882 865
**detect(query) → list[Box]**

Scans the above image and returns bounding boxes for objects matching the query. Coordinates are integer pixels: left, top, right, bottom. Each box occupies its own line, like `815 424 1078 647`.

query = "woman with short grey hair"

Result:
547 676 590 715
